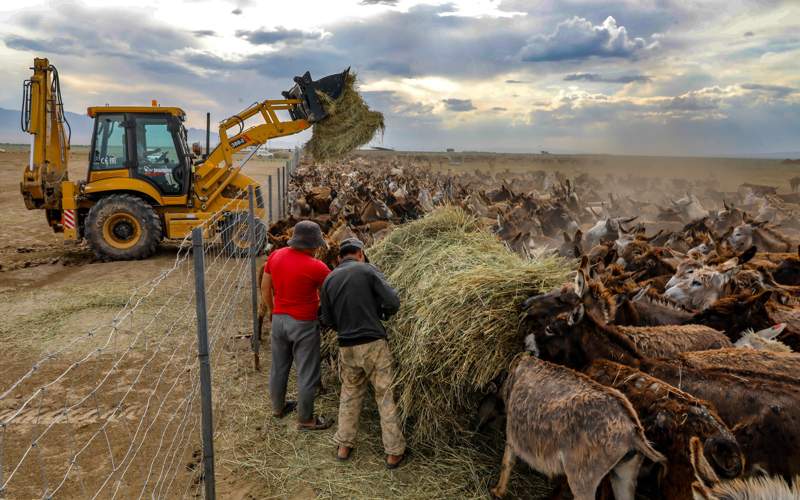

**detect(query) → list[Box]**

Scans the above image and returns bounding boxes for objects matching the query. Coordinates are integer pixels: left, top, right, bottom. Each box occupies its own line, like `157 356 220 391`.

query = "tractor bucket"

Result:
283 68 350 123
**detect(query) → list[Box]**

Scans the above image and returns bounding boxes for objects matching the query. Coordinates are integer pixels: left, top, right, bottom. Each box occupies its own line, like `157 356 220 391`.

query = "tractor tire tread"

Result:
85 194 163 261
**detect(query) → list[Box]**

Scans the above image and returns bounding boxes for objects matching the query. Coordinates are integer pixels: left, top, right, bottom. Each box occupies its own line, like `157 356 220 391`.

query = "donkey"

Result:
490 354 665 500
586 360 744 500
522 268 800 478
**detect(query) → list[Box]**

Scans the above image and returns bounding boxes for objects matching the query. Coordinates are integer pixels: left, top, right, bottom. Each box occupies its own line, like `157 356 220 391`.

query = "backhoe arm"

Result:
199 99 310 174
20 58 71 212
193 68 349 208
192 99 310 208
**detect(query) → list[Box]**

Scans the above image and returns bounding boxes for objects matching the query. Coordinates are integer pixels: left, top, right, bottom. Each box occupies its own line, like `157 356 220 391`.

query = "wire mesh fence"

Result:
0 192 264 499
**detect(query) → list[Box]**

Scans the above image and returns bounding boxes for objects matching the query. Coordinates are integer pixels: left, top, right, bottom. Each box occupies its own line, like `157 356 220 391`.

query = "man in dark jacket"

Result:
320 238 406 468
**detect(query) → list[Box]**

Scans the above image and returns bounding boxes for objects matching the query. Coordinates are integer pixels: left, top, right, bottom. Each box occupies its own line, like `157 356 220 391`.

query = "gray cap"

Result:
339 237 364 253
288 220 326 249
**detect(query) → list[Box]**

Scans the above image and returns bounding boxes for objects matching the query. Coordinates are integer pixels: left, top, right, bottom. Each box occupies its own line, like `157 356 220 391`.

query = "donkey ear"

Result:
689 436 720 489
574 268 587 298
755 290 773 307
719 257 738 271
667 247 685 259
716 269 735 287
567 304 585 326
644 229 663 242
739 245 757 264
633 285 651 302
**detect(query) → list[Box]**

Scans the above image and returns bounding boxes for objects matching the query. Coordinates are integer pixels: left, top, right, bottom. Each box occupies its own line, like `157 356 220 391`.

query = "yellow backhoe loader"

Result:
20 57 347 260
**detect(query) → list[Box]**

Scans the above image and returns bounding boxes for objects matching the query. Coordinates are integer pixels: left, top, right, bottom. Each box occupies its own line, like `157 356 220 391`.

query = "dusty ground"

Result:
1 146 796 499
0 147 284 498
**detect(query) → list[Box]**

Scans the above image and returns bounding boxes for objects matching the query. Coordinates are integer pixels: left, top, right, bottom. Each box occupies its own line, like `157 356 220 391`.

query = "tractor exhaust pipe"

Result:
205 112 210 160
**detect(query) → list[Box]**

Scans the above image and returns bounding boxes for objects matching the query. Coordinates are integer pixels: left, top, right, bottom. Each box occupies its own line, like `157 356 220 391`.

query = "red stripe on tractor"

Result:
63 210 75 229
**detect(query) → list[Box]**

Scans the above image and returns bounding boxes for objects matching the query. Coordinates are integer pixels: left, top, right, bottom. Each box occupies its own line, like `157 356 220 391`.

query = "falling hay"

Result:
306 72 385 162
346 207 572 446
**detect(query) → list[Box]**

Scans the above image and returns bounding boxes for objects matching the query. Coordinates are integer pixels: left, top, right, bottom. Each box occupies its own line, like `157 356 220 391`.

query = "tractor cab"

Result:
86 105 191 200
21 57 352 261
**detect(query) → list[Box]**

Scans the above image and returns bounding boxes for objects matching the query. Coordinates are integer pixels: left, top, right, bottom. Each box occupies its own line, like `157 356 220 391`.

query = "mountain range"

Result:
1 107 796 158
0 107 214 146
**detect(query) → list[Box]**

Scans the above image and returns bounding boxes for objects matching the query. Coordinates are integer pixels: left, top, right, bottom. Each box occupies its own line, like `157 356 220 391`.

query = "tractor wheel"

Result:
85 194 162 260
221 213 266 257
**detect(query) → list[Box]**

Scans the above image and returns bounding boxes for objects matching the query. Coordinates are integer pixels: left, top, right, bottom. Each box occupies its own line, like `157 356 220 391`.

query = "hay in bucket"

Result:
361 207 572 446
305 72 384 162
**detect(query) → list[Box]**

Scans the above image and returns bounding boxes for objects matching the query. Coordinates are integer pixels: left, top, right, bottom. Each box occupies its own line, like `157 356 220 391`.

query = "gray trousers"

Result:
270 314 321 421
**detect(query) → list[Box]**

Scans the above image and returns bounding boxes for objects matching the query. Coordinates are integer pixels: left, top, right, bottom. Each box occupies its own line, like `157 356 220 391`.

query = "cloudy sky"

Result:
1 0 798 155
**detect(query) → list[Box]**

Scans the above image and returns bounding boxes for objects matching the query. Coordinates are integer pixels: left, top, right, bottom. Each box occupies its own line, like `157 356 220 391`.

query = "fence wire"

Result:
0 194 264 499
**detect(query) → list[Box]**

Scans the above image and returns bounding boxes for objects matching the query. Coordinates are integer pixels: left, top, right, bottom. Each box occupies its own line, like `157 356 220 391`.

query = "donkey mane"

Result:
583 310 644 362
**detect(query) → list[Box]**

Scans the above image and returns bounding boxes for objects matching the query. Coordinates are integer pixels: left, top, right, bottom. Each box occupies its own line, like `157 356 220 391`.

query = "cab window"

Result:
91 114 127 170
135 116 183 195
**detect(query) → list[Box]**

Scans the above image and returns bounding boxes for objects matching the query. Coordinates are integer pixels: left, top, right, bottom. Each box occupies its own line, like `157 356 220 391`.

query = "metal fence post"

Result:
282 165 288 215
247 186 261 371
267 175 273 223
191 228 216 500
276 168 283 219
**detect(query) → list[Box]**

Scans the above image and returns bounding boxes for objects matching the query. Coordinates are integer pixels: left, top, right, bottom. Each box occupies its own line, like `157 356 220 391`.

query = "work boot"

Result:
297 415 333 431
386 453 406 469
336 445 353 461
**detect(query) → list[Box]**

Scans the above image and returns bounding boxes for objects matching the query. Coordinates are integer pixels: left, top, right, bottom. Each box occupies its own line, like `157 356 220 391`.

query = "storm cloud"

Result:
564 73 651 83
442 98 476 112
0 0 797 156
740 83 796 97
236 27 323 45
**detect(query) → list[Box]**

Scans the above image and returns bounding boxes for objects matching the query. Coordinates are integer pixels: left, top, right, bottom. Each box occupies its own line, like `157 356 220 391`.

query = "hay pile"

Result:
366 207 572 445
305 72 385 162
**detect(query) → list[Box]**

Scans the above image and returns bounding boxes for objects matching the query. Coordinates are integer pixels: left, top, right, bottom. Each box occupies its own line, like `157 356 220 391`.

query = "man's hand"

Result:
260 271 274 324
258 302 268 319
258 305 271 325
379 305 399 321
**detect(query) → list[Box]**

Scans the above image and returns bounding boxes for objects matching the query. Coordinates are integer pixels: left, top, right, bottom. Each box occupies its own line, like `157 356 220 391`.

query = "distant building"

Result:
446 148 455 152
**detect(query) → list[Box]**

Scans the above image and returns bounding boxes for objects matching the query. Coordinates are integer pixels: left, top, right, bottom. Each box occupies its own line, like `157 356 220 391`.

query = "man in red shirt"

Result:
260 220 332 430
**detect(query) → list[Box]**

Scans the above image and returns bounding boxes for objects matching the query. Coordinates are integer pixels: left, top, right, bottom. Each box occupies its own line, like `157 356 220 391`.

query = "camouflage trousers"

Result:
333 339 406 456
